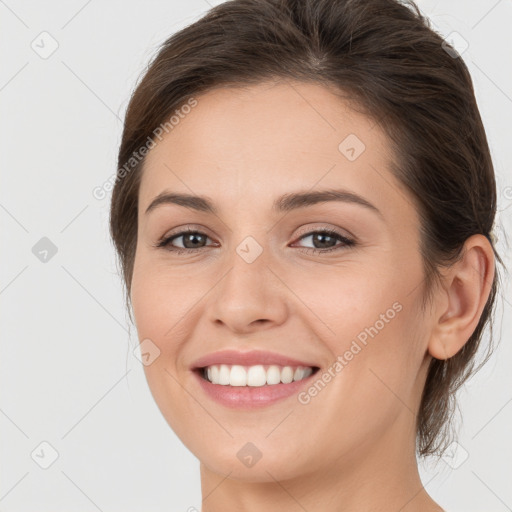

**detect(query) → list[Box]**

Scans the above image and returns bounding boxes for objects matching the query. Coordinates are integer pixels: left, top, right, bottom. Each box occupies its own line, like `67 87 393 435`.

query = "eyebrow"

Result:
144 188 383 218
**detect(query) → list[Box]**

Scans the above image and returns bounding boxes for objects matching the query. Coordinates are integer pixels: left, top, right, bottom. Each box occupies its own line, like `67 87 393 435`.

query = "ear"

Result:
428 234 495 360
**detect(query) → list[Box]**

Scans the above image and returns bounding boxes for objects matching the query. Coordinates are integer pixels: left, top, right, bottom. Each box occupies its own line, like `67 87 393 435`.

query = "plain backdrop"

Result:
1 1 511 511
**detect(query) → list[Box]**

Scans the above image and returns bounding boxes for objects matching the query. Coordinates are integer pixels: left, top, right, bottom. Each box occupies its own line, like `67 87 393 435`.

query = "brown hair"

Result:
109 0 503 457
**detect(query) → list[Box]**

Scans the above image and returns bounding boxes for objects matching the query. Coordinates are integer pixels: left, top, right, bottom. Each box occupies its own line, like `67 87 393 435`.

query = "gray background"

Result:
1 1 511 511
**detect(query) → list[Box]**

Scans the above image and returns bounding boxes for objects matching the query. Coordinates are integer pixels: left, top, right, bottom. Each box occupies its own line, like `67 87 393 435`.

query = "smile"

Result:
190 349 320 408
201 364 315 386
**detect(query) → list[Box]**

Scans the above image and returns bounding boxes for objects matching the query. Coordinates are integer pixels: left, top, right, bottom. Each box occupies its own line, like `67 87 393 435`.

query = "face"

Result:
131 80 432 482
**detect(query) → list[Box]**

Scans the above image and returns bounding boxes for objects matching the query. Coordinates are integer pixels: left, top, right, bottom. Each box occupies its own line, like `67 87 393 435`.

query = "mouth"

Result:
191 362 320 409
195 364 320 387
190 349 321 408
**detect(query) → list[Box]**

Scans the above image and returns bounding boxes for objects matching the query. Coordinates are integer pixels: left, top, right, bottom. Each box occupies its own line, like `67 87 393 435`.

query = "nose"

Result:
207 243 289 334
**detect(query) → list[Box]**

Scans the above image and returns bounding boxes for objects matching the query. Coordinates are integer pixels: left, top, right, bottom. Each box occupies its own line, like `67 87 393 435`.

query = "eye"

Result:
292 228 356 254
156 227 216 254
155 227 356 255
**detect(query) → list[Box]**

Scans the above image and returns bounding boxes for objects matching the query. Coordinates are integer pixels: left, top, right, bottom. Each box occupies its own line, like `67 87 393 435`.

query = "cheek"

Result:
130 259 183 391
130 258 199 438
290 266 404 345
298 265 425 397
130 255 201 339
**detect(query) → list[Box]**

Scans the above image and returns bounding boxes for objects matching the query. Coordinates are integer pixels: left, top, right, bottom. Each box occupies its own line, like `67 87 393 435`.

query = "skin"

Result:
130 80 495 511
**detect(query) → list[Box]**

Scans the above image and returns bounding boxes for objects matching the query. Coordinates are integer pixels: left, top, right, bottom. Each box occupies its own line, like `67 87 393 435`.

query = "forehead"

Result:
138 80 409 220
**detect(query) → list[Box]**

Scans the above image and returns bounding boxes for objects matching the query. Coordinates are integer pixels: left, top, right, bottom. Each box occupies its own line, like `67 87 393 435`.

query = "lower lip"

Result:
193 369 317 409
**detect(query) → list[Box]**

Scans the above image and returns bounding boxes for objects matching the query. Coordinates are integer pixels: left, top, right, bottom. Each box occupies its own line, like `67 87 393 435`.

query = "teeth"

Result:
218 364 230 385
230 365 247 386
202 364 314 386
281 366 294 384
247 365 267 386
266 365 281 385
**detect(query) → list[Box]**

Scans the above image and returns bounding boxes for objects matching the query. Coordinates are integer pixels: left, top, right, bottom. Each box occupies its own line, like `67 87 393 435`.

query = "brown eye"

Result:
293 229 355 254
157 228 213 252
155 227 355 255
172 232 208 249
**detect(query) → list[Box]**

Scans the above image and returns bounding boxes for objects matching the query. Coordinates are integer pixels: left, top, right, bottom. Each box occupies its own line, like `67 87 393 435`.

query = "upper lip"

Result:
191 349 319 369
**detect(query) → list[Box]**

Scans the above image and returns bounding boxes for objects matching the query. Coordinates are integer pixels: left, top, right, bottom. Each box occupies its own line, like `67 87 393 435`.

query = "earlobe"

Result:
427 234 495 360
428 327 454 360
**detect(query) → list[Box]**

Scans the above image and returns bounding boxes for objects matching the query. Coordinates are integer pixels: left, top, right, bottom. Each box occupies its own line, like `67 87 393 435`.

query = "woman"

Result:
109 0 502 510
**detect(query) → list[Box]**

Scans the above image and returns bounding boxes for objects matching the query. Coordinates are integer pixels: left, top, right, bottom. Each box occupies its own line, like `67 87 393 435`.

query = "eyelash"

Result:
155 226 356 255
